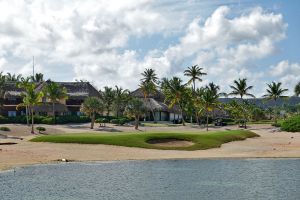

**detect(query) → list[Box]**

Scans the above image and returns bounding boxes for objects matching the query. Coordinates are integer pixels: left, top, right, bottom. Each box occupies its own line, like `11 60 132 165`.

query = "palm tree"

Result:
17 77 31 126
162 77 190 126
295 82 300 96
140 68 159 84
140 68 158 122
113 86 129 117
124 98 146 130
31 73 44 82
184 65 207 92
43 81 68 123
17 82 43 134
229 78 255 128
263 82 288 124
100 86 116 116
197 86 220 131
229 78 255 99
0 72 6 107
5 73 22 82
80 97 104 129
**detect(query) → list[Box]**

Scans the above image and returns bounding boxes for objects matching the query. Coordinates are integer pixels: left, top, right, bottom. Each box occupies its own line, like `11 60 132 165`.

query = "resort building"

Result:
130 88 183 122
1 81 100 117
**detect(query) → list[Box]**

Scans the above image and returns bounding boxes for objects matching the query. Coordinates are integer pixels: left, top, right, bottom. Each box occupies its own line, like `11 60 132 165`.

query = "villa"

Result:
130 88 183 122
1 81 100 117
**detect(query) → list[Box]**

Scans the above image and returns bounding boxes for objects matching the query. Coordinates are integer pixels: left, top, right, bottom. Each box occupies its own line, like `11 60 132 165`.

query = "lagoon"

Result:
0 159 299 200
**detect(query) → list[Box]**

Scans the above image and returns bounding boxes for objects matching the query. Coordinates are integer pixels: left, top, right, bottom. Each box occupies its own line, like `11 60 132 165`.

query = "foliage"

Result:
80 97 104 129
95 118 109 124
31 73 44 82
99 86 116 116
229 78 255 98
36 126 46 133
0 115 90 124
124 98 147 129
0 126 10 131
184 65 207 91
281 115 300 132
31 130 259 151
113 86 130 117
5 72 22 82
294 81 300 96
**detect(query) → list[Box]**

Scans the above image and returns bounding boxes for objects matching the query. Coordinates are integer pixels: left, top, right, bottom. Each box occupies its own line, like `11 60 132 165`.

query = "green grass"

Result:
140 122 183 127
30 130 259 151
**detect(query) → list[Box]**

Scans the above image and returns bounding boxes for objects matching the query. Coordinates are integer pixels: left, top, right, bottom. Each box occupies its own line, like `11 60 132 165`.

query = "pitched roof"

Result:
130 88 165 100
3 81 100 99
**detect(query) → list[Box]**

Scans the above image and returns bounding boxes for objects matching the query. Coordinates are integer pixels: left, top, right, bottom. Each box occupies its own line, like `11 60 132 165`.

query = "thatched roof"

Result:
130 88 165 101
3 81 100 99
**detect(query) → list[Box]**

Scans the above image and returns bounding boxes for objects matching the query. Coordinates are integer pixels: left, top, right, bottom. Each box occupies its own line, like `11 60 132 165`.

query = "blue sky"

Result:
0 0 299 96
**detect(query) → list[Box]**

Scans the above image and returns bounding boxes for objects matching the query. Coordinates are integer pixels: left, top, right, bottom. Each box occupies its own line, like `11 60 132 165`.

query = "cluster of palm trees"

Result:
135 65 295 130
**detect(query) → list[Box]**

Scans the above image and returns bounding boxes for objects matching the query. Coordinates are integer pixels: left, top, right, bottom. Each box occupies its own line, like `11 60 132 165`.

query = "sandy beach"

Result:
0 123 299 171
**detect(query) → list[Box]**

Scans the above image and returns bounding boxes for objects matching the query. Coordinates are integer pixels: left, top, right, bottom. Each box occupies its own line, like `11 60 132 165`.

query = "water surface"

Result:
0 159 299 200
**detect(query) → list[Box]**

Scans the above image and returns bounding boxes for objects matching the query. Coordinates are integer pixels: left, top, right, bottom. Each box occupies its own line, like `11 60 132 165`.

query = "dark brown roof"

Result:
3 81 100 99
33 103 68 112
130 88 165 101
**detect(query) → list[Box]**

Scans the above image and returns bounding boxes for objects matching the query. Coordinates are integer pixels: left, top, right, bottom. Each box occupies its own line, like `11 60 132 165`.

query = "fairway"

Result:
31 130 259 151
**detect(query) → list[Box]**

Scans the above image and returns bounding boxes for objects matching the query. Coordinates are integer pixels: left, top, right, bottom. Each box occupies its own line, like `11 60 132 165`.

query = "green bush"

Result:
0 126 10 131
281 115 300 132
110 117 130 125
95 118 109 123
36 126 46 133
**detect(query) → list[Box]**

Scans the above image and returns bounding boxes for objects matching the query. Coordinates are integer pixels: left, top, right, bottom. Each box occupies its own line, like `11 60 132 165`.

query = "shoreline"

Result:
2 156 300 173
1 124 299 172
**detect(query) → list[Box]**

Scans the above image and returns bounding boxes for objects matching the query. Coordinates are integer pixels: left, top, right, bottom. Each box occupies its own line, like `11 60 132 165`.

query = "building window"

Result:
8 111 17 117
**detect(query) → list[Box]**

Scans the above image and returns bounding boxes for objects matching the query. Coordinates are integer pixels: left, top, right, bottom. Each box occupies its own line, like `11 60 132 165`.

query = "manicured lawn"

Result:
30 130 259 151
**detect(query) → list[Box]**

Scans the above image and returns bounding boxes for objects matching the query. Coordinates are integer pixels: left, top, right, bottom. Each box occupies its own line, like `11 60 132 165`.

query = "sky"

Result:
0 0 299 96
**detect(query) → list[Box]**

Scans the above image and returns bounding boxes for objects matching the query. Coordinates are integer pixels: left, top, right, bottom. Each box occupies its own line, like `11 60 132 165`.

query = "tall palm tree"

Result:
140 68 158 122
17 77 31 126
295 82 300 96
124 98 146 130
17 82 43 134
100 86 116 116
184 65 207 92
229 78 255 99
43 81 68 123
263 82 288 124
162 77 190 126
197 86 220 131
5 73 22 82
113 86 129 117
229 78 255 128
80 97 104 129
0 72 6 107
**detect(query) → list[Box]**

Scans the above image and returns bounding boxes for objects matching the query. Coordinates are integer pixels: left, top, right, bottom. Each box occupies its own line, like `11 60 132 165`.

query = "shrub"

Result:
95 118 109 123
281 115 300 132
36 126 46 133
0 126 10 131
110 117 130 125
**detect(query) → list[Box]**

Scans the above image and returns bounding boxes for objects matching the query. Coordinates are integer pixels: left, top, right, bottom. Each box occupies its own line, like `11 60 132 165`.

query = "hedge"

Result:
0 115 90 124
281 115 300 132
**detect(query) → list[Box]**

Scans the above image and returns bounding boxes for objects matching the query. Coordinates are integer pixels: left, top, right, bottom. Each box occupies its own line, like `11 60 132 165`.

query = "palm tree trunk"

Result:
52 102 55 124
31 107 34 134
135 115 139 130
148 98 156 122
26 105 29 126
206 108 209 131
91 113 95 129
180 108 185 126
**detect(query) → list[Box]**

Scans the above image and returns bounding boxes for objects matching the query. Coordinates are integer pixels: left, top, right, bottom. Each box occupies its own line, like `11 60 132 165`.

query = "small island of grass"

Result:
30 130 258 151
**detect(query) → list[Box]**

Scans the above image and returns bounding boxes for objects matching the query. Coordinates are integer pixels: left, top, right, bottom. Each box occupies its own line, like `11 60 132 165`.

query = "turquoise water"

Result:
0 159 299 200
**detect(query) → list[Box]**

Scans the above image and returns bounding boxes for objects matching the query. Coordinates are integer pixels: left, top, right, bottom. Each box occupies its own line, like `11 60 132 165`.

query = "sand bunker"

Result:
147 138 194 147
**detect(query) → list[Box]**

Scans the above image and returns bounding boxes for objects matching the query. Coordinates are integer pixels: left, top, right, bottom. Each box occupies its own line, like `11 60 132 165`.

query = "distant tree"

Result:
295 82 300 96
17 77 31 125
263 82 288 124
184 65 207 92
31 73 44 82
197 86 220 131
17 82 43 134
5 73 22 82
43 81 68 123
140 68 158 122
162 77 190 126
0 72 6 106
229 78 255 99
80 97 104 129
113 86 129 117
100 86 115 116
124 98 146 130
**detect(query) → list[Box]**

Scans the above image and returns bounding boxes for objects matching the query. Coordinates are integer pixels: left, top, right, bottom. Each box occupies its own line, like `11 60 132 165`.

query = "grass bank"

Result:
31 130 258 151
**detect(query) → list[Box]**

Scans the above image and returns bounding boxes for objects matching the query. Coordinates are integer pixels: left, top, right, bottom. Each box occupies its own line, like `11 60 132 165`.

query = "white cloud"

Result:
0 1 291 95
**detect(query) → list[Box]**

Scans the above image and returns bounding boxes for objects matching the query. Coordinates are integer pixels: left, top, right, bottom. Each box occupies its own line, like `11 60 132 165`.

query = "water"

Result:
0 159 299 200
